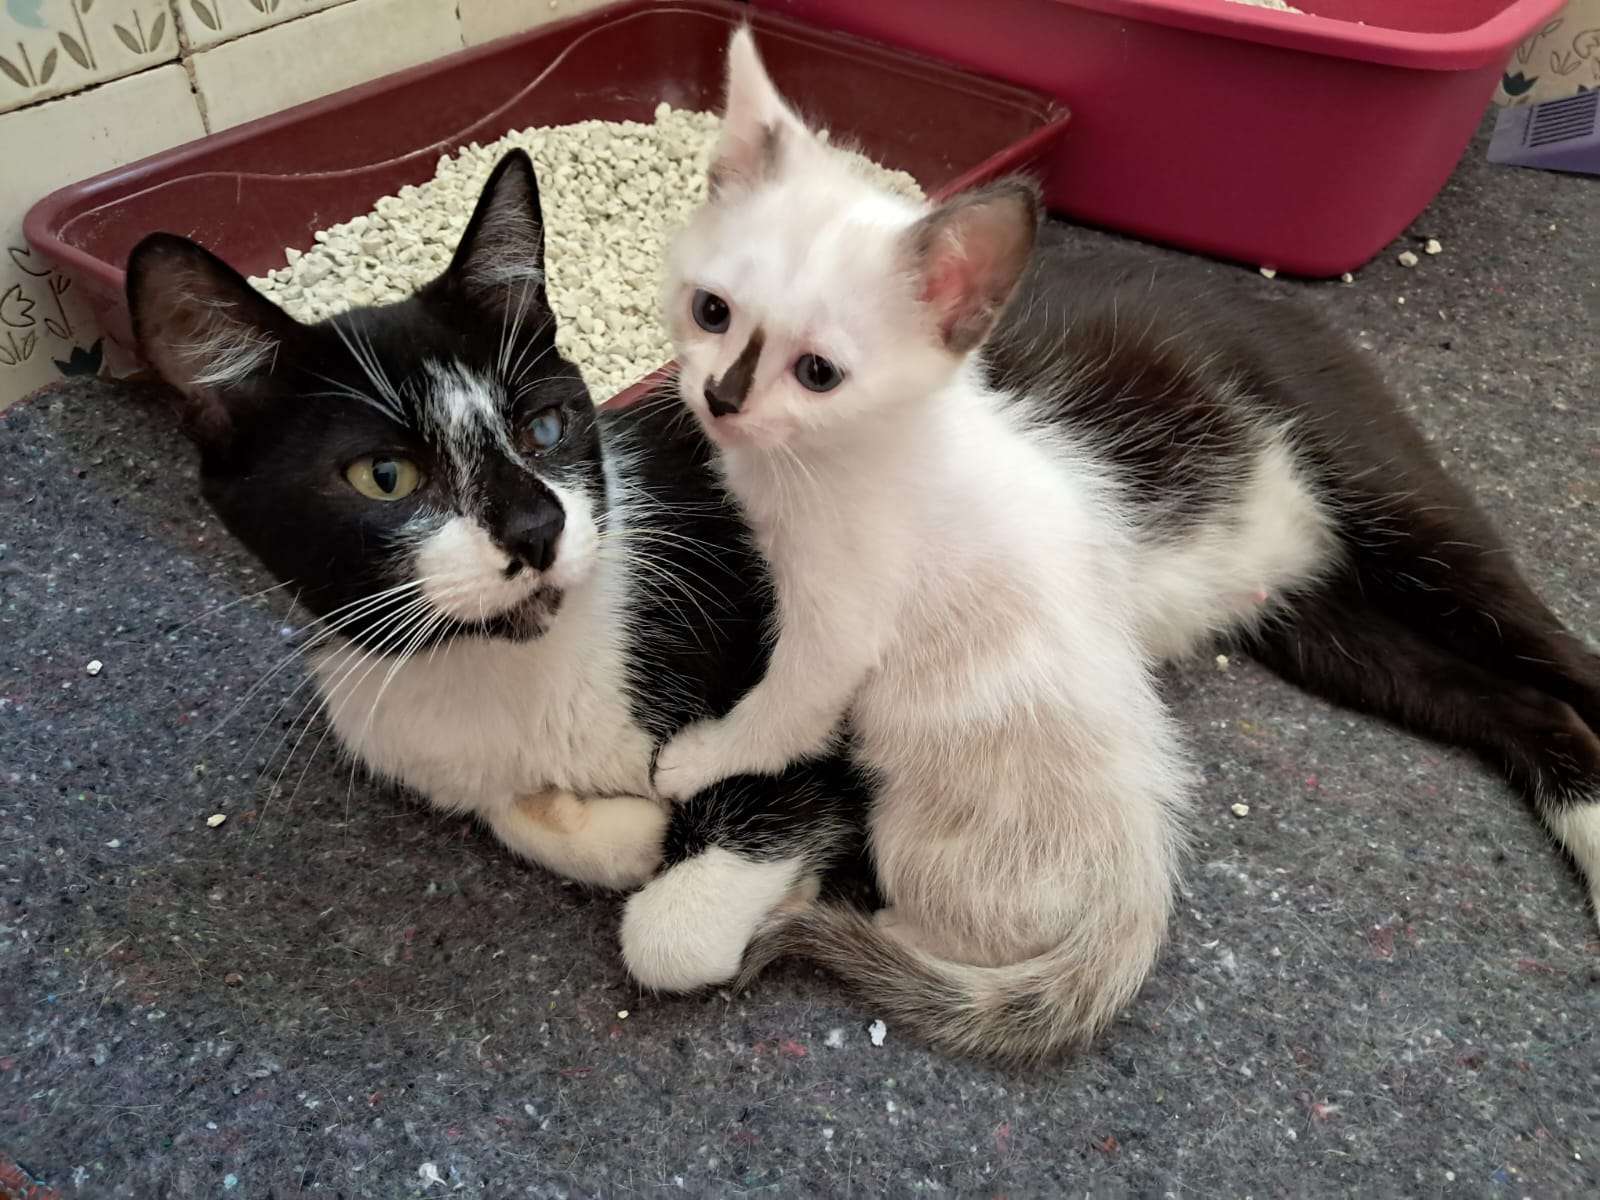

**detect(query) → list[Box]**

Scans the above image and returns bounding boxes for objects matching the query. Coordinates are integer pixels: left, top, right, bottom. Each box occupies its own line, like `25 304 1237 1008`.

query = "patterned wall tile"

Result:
176 0 353 53
1 0 179 115
1 64 206 408
1495 0 1600 106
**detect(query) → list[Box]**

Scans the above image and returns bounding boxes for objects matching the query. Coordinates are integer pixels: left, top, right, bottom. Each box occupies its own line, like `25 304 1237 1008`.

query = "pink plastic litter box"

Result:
753 0 1568 276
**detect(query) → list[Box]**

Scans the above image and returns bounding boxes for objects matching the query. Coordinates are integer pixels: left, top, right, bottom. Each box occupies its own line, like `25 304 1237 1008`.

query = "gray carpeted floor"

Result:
2 119 1597 1198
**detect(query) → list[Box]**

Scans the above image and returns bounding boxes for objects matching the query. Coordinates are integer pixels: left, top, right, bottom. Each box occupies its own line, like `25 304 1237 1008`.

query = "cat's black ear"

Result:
709 26 811 193
905 179 1041 354
127 232 303 446
443 149 547 313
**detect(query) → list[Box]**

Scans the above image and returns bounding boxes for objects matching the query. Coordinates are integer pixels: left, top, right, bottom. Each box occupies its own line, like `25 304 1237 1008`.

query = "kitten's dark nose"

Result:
501 507 565 573
703 331 765 419
704 382 742 419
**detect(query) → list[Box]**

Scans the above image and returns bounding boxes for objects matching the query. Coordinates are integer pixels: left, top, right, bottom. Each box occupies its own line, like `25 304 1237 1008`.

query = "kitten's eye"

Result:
794 354 844 393
345 456 422 501
519 404 566 455
692 289 731 334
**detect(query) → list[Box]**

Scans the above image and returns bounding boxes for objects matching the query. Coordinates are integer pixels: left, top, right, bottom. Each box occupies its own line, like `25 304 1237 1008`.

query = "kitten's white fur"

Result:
647 31 1206 1056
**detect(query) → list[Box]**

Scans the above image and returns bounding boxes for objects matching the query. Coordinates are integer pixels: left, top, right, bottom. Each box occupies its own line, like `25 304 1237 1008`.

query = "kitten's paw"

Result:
652 721 734 802
488 789 667 890
621 848 807 991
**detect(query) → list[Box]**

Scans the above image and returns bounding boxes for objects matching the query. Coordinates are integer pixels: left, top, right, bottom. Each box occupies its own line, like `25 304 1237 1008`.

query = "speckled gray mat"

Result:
2 121 1597 1198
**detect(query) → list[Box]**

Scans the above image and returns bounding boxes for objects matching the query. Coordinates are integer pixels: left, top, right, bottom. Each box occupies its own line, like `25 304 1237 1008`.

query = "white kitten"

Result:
649 29 1194 1064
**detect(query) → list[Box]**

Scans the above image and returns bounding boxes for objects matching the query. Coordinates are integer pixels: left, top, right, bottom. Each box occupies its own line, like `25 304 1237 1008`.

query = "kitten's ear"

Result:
904 180 1041 354
127 232 301 445
710 26 810 192
443 148 547 312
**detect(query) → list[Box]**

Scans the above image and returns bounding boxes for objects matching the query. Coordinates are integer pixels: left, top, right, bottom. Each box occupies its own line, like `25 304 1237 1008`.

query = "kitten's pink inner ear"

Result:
912 186 1039 354
920 250 982 345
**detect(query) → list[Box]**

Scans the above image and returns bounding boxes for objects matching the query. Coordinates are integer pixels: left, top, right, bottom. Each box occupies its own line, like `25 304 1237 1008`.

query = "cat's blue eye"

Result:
520 405 566 456
794 354 843 393
692 289 731 334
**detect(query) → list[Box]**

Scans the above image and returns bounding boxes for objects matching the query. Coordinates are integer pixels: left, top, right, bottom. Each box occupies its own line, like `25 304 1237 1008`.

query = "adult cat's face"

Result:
127 151 606 648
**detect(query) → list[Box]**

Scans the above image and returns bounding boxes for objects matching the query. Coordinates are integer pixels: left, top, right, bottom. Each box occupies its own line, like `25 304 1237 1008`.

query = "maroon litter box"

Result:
22 0 1069 386
753 0 1568 276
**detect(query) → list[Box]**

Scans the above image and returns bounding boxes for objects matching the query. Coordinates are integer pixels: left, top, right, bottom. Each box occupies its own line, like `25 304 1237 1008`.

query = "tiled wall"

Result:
1493 0 1600 107
0 0 616 410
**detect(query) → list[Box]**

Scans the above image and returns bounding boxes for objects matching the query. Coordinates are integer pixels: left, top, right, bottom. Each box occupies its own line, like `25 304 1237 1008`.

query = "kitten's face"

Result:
128 151 605 649
666 29 1039 454
667 169 947 451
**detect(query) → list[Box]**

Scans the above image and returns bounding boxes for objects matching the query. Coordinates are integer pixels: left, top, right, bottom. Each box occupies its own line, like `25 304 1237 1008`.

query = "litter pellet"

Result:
616 1009 629 1020
1397 250 1420 268
1258 266 1278 279
1230 802 1251 818
1215 654 1231 672
85 659 103 676
1424 238 1443 256
249 107 921 401
206 813 227 828
1340 272 1354 284
868 1018 888 1047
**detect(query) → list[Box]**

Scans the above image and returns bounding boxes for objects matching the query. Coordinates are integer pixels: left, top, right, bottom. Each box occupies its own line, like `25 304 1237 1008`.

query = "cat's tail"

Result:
737 898 1164 1068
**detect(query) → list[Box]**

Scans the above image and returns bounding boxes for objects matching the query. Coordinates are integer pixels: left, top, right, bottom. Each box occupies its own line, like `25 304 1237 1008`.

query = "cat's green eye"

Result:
345 456 423 501
519 404 567 456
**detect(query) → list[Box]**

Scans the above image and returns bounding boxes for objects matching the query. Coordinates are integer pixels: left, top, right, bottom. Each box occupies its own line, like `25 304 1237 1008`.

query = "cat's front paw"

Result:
486 789 666 889
653 721 735 802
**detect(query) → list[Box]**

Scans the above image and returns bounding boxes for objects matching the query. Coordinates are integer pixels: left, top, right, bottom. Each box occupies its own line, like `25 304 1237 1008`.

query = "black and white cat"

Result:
126 150 873 986
127 130 1600 1066
644 29 1600 1065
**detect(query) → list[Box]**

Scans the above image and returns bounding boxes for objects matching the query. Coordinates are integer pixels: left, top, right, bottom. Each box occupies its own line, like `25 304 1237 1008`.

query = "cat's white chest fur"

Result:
311 572 653 817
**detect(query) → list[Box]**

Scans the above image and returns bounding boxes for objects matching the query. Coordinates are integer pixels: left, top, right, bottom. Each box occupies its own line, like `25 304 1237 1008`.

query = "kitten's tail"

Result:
737 899 1164 1068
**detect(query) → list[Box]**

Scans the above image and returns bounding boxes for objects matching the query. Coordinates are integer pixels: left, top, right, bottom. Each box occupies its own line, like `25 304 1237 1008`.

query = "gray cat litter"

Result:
249 106 921 401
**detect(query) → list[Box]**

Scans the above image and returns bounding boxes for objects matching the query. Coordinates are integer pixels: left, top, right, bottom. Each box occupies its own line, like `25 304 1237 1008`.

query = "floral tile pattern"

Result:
178 0 353 53
2 0 628 409
1 64 204 408
1495 0 1600 106
1 0 178 115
